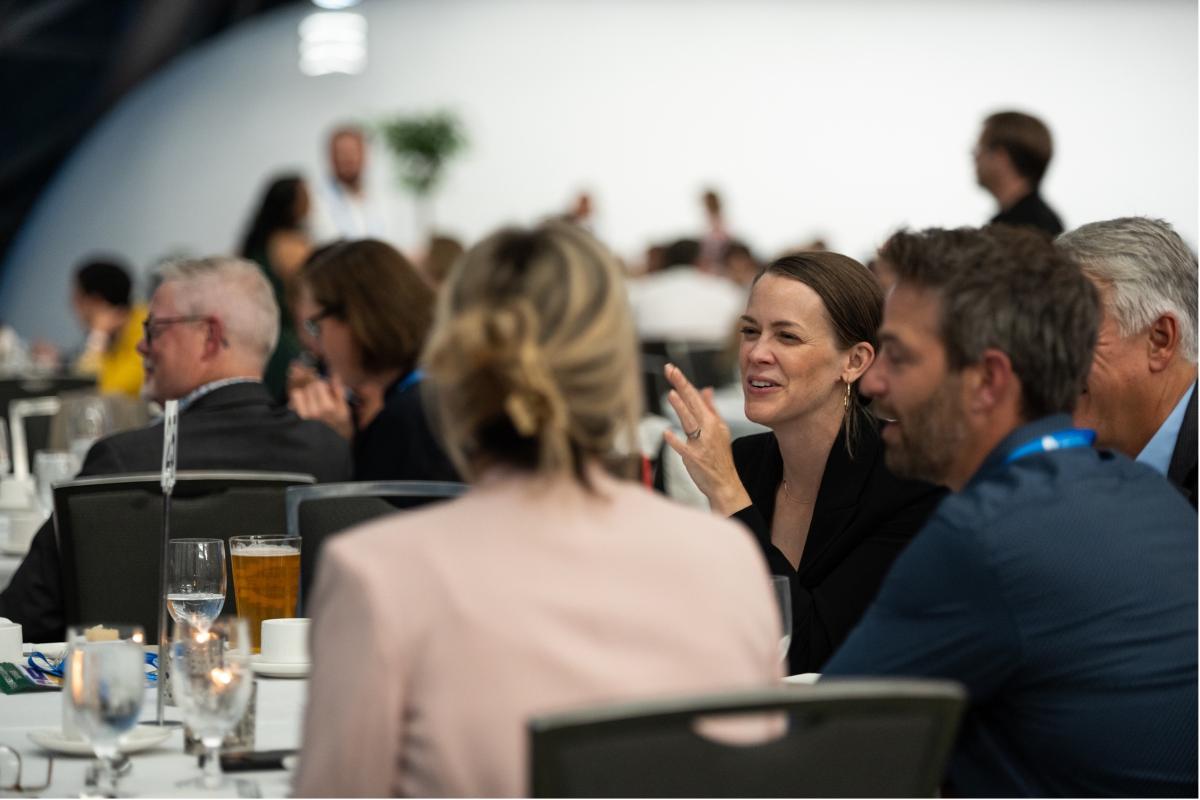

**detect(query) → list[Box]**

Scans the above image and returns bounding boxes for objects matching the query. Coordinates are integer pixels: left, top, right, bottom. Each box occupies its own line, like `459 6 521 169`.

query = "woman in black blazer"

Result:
664 251 945 674
288 239 458 483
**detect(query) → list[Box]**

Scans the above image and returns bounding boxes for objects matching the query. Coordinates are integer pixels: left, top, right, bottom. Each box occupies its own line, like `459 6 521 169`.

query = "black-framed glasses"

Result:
0 745 54 793
303 307 341 339
142 315 212 345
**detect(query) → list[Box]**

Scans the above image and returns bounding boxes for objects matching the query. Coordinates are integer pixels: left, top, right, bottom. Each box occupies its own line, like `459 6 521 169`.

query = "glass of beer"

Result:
229 535 301 652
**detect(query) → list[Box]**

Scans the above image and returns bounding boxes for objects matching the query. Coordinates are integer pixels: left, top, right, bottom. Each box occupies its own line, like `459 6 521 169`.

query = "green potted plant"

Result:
379 110 467 237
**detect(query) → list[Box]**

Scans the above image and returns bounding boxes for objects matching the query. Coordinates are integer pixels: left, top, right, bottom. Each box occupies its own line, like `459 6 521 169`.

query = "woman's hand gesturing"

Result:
661 363 752 516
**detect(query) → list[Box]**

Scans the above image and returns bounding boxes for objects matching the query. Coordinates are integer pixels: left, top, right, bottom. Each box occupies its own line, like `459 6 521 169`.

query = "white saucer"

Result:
28 725 173 756
250 655 310 678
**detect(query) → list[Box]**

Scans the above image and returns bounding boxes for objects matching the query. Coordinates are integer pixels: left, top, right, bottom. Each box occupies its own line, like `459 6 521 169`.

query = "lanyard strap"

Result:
397 369 423 394
1004 429 1096 464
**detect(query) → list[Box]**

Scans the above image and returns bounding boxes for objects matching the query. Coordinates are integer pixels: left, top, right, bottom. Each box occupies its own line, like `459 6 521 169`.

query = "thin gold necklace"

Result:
780 479 816 505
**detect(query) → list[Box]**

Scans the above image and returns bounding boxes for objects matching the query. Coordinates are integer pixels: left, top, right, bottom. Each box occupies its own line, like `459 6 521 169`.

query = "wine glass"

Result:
771 575 793 666
64 624 146 798
167 539 227 631
65 397 113 463
170 618 253 790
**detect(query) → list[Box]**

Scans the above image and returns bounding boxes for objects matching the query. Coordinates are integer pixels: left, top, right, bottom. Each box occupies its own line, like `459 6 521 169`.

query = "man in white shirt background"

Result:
311 125 393 243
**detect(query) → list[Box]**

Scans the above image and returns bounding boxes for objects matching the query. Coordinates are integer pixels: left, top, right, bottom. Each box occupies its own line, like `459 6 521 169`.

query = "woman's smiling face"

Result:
739 273 850 430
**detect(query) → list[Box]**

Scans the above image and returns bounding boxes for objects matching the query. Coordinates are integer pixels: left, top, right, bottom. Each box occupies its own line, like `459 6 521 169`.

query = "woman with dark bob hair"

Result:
289 238 456 482
665 251 947 674
295 222 780 796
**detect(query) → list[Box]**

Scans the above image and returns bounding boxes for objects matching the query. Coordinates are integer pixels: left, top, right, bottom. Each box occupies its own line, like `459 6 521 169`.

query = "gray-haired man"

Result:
1057 216 1197 507
0 257 353 641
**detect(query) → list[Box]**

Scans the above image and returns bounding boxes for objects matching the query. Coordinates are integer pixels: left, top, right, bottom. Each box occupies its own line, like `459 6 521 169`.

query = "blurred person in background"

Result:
628 237 745 346
699 187 731 269
418 233 465 290
311 124 390 242
974 111 1063 236
288 239 456 482
1057 216 1197 507
561 189 594 231
295 221 781 797
722 239 760 288
69 258 146 398
663 251 946 674
239 173 312 401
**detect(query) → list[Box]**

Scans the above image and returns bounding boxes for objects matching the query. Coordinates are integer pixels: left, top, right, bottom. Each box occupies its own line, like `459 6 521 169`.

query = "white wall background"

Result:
3 0 1196 346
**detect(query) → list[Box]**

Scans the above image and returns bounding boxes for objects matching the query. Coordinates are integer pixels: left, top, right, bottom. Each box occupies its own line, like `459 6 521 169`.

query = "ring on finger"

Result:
686 427 702 440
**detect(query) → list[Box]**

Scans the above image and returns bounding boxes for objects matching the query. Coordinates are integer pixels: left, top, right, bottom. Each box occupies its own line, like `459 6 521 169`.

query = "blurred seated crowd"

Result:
0 110 1195 797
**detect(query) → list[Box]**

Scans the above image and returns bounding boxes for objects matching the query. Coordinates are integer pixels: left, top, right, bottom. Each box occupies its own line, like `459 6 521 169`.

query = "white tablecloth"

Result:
0 676 306 797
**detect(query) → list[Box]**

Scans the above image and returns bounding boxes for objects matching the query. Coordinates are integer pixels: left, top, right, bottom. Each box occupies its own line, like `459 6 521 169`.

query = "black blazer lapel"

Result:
1167 386 1197 508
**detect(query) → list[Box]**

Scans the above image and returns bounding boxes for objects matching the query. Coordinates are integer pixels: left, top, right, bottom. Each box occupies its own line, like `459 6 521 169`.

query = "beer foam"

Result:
232 544 300 556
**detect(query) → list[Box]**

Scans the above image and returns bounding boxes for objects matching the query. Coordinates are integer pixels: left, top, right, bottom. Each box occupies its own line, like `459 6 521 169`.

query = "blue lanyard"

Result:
1004 429 1096 464
397 369 423 394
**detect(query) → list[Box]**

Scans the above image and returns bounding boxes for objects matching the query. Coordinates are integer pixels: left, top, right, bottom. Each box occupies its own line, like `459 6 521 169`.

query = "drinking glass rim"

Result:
228 535 300 544
170 537 225 545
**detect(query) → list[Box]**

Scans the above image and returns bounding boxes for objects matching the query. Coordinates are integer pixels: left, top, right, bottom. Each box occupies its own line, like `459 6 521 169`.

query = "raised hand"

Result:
289 374 353 440
662 362 752 516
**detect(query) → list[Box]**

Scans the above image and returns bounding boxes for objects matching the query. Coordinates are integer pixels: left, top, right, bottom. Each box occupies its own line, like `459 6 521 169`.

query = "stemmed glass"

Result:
167 539 227 631
64 624 146 798
170 618 253 790
771 575 793 667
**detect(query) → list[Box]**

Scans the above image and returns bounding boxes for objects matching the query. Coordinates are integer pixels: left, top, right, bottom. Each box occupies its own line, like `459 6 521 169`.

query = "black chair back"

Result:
55 471 314 642
285 481 469 610
529 679 966 797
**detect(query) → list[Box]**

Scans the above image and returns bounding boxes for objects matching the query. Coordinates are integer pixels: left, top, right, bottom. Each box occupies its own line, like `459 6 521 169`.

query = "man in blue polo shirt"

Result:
825 226 1197 796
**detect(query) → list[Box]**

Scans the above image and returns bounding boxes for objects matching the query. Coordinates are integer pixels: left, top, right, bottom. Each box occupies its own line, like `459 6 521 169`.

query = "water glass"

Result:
771 575 793 665
64 624 146 797
34 450 80 515
170 618 253 790
167 539 227 631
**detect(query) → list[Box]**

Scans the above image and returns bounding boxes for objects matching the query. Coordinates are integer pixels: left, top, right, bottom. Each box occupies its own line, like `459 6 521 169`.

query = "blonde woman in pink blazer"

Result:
296 221 782 797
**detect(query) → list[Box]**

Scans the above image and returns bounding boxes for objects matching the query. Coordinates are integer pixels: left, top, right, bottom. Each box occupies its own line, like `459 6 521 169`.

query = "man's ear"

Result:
201 317 226 359
1147 313 1181 373
842 342 875 384
966 348 1017 414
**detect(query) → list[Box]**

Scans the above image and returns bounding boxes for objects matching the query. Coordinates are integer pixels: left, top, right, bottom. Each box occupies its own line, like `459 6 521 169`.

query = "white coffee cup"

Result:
0 618 21 664
259 618 310 664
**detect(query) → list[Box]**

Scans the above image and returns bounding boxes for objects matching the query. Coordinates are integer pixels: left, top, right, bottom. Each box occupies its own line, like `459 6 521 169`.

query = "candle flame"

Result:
210 667 233 686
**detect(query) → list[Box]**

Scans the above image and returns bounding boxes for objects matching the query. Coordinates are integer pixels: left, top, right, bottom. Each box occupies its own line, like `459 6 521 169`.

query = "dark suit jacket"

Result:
990 190 1064 237
0 382 353 641
1167 386 1197 508
730 424 946 674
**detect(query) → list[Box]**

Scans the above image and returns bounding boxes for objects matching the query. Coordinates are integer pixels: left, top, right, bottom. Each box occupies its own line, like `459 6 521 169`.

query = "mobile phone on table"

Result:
219 749 298 772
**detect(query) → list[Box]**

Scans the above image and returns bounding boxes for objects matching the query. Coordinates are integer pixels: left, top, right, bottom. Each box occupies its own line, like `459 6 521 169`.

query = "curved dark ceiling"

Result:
0 0 300 276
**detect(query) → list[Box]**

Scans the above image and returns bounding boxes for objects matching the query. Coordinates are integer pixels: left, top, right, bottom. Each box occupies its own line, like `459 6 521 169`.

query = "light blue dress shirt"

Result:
1136 382 1196 475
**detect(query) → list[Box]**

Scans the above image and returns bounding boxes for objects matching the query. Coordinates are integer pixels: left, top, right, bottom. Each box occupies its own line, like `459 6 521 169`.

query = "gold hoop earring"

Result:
844 381 852 410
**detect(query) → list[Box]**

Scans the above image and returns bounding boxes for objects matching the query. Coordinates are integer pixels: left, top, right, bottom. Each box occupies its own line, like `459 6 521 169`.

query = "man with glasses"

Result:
0 257 352 642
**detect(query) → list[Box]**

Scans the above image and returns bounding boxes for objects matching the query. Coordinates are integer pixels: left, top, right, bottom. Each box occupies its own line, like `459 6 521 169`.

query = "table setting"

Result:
1 524 313 797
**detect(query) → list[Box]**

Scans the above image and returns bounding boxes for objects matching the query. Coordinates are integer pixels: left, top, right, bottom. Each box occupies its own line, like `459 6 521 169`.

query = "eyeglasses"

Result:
0 745 54 793
142 315 214 345
303 307 341 339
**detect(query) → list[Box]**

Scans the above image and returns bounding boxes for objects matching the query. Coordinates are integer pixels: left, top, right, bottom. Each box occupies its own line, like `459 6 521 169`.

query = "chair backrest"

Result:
9 396 61 481
285 481 469 609
529 679 967 798
55 470 315 642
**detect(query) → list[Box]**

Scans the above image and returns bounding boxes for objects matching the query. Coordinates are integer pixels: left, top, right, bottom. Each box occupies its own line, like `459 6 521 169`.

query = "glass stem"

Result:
99 755 117 798
203 740 223 789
